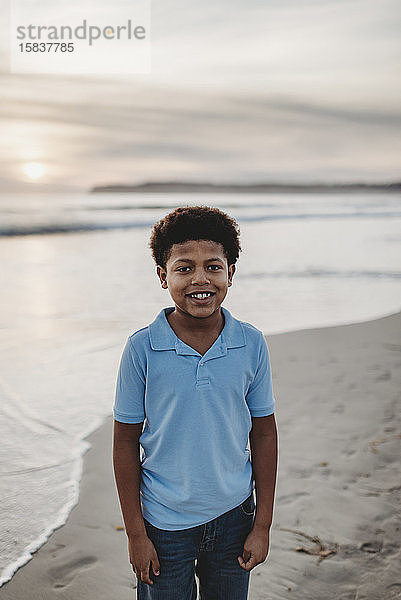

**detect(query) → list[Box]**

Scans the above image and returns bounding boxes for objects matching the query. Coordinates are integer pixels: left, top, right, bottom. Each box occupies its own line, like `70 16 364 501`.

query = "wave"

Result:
0 221 149 237
1 210 401 237
0 414 106 588
238 268 401 280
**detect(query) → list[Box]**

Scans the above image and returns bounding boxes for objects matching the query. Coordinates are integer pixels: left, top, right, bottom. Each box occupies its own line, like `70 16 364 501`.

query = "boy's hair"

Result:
149 205 241 269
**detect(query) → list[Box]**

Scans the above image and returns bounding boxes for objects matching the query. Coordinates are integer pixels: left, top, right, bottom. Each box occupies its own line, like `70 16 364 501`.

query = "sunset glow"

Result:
23 162 45 180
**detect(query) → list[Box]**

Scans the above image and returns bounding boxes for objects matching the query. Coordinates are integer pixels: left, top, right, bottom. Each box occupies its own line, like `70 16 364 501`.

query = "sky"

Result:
0 0 400 192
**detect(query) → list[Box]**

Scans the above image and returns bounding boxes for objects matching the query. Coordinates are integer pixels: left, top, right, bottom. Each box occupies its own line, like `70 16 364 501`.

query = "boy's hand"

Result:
238 526 270 571
128 534 160 585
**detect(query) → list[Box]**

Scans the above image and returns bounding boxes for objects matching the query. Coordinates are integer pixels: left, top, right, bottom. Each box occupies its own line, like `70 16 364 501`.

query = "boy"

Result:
113 206 278 600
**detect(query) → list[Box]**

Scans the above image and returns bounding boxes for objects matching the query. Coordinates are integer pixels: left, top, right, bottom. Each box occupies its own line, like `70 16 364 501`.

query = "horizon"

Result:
2 178 401 196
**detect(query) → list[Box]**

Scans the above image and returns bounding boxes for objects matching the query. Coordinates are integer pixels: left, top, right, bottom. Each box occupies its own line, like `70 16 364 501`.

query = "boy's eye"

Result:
176 265 222 272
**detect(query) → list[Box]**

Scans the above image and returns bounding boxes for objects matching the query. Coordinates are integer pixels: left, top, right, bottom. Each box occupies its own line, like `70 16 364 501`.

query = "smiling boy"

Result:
113 206 278 600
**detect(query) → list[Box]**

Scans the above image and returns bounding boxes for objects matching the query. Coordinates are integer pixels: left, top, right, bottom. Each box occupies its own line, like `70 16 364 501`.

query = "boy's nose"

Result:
191 269 210 284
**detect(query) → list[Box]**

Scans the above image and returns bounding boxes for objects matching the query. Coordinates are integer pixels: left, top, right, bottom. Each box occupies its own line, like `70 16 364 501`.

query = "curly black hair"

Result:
149 205 241 268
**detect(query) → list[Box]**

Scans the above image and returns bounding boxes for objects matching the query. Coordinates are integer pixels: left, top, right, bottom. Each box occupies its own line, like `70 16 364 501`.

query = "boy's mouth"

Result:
185 291 215 300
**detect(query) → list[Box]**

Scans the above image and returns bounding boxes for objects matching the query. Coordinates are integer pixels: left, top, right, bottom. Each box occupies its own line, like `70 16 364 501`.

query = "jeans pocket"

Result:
239 493 255 517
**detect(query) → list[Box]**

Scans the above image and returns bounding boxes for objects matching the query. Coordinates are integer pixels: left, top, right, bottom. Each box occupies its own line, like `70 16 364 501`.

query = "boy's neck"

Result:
167 305 224 337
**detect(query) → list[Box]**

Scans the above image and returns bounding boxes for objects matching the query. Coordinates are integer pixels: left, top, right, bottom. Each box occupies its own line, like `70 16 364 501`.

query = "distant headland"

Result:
90 181 401 194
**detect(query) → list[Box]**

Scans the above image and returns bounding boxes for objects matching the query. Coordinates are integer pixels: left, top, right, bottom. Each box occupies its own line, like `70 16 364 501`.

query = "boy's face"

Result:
157 239 235 319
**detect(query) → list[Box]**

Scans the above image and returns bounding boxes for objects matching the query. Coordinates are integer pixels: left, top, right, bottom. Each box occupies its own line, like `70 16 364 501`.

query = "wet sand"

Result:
2 312 401 600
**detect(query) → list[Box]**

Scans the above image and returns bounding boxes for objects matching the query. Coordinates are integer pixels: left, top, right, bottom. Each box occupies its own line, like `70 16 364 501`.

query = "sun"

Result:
23 162 45 180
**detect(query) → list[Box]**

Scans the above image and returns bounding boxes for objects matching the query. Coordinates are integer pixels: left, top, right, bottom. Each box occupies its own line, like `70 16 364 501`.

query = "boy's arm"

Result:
238 413 278 571
112 420 160 585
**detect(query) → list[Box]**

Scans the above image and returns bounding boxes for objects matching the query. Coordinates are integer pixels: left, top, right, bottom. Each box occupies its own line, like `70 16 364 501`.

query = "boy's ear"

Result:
228 263 235 286
156 265 168 288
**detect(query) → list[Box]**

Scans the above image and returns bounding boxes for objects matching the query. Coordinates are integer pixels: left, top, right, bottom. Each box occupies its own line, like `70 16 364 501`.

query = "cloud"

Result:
2 84 399 189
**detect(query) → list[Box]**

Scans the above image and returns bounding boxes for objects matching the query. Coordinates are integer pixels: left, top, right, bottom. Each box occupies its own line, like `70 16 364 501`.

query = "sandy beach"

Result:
1 311 400 600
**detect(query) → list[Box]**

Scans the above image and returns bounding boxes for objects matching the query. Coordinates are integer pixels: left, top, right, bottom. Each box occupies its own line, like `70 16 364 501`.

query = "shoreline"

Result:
2 311 401 599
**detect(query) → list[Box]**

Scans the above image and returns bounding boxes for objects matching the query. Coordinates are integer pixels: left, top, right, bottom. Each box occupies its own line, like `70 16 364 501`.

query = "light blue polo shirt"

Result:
114 306 275 530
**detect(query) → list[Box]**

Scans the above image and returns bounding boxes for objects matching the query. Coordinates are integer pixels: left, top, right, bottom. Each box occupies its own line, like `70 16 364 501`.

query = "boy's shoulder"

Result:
237 317 262 335
229 311 265 347
127 325 151 349
127 308 170 352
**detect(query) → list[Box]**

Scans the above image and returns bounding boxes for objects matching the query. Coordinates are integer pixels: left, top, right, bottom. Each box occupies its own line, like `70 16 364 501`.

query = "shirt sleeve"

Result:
246 333 275 417
113 336 146 423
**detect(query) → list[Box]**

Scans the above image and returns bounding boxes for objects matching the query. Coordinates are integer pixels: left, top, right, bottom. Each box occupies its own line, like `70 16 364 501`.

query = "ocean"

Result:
0 191 400 586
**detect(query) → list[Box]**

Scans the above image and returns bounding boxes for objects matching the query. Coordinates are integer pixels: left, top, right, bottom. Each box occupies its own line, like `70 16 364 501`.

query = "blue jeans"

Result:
137 493 255 600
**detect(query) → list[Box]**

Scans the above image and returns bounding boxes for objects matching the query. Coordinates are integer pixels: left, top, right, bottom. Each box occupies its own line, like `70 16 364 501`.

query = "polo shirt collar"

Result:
148 306 246 356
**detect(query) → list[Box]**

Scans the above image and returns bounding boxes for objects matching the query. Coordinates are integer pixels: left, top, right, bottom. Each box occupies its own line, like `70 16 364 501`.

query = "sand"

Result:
1 312 400 600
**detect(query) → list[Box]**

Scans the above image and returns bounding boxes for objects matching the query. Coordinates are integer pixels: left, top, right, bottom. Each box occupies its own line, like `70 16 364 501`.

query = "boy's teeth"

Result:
189 292 212 299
